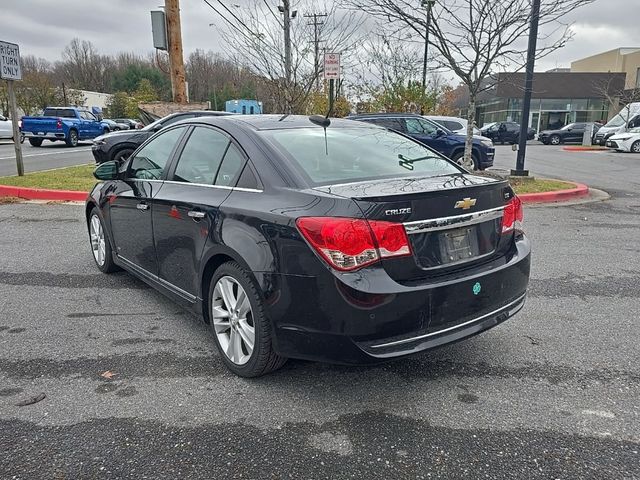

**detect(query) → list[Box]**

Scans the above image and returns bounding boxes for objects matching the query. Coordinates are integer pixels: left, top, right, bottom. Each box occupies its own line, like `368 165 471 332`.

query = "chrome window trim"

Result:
162 180 263 193
369 293 526 349
403 206 504 234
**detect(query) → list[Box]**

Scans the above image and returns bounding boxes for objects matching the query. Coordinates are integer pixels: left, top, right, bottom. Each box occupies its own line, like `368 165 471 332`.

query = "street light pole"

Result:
421 0 434 115
512 0 541 177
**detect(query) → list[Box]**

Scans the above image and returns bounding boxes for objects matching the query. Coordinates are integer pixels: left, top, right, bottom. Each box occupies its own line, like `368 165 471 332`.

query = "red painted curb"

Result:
562 146 609 151
519 182 589 204
0 185 88 202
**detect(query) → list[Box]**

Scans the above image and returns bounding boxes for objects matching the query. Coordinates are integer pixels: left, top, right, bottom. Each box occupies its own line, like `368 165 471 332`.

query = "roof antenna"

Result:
309 115 331 155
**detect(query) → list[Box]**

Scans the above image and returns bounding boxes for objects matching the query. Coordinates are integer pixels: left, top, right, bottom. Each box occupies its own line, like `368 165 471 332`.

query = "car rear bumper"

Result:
266 235 531 364
23 132 66 140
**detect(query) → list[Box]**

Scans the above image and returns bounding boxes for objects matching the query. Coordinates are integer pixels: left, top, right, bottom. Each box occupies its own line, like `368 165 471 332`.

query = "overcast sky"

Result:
3 0 639 77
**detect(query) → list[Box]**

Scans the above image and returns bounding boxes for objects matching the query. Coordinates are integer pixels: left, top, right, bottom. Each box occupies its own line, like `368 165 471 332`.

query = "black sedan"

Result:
538 122 591 145
86 115 531 377
481 122 536 144
91 111 231 164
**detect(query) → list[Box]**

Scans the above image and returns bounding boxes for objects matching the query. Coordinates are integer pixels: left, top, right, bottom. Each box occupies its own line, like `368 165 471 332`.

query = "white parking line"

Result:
0 148 93 160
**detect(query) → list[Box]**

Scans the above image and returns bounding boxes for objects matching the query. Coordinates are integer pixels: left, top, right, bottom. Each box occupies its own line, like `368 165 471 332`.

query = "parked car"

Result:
114 118 143 130
0 114 23 142
21 107 104 147
593 103 640 146
347 113 495 170
101 119 130 132
91 110 232 163
538 122 593 145
86 114 530 377
481 121 536 144
426 115 482 136
606 127 640 153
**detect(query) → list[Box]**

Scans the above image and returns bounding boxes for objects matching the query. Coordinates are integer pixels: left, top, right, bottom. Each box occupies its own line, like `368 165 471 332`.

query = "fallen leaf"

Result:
100 370 117 379
16 392 46 407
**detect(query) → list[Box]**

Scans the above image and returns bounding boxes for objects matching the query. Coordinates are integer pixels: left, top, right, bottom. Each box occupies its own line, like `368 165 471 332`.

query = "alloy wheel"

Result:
550 135 560 145
212 276 255 365
90 214 106 266
631 141 640 153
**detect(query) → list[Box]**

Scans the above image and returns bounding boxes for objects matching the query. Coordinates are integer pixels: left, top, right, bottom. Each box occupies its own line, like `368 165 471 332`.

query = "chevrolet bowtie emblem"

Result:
454 197 477 210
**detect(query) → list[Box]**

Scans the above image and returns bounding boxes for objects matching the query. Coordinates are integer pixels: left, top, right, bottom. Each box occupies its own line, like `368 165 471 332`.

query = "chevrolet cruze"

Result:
86 115 531 377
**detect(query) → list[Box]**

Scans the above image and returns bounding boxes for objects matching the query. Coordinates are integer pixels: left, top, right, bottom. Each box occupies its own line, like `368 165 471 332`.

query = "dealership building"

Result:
457 48 639 131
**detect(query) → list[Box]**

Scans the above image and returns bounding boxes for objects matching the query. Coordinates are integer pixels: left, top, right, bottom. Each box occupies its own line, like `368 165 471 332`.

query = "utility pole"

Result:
304 12 327 92
512 0 541 177
165 0 188 104
421 0 435 115
278 0 296 112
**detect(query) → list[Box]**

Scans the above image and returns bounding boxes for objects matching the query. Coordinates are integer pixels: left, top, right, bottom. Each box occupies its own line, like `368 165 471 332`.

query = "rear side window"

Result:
172 127 229 185
405 118 438 135
364 118 404 131
129 127 185 180
215 144 245 186
261 127 459 186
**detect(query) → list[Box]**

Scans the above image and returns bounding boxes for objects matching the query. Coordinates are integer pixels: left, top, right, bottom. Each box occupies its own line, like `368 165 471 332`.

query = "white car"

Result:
0 114 23 142
606 127 640 153
426 115 482 136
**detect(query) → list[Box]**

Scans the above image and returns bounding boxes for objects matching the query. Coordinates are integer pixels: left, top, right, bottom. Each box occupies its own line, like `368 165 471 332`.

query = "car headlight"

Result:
480 139 493 148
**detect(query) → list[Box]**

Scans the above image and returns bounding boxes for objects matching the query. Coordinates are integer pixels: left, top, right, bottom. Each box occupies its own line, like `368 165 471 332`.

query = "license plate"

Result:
439 227 480 264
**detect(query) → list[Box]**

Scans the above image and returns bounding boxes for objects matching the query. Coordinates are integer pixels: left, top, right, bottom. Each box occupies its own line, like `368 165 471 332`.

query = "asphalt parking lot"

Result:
0 141 94 177
1 146 639 478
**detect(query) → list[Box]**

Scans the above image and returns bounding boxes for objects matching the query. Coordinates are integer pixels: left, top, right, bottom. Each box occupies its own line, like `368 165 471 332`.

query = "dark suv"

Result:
92 111 232 163
348 113 494 170
481 121 536 144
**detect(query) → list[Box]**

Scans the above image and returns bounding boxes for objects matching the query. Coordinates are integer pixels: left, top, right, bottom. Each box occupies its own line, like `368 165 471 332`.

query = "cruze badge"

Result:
454 198 477 210
385 207 412 216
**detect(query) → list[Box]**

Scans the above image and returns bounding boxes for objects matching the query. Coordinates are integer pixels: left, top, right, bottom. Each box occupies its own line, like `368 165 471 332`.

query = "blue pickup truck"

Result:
21 107 107 147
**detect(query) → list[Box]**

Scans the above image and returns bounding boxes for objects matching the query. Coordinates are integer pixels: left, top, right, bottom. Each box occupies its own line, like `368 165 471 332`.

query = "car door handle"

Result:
187 210 205 219
136 202 149 211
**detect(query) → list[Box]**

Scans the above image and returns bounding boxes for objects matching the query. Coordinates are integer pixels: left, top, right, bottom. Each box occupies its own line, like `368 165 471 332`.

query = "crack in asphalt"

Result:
1 412 638 479
527 274 640 298
0 353 637 387
0 271 149 289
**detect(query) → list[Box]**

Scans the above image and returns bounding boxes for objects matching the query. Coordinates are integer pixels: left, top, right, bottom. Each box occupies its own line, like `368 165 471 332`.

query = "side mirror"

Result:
435 128 445 137
93 161 119 181
152 125 162 132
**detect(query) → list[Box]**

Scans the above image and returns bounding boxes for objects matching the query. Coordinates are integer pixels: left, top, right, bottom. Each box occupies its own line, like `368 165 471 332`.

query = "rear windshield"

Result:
260 127 460 186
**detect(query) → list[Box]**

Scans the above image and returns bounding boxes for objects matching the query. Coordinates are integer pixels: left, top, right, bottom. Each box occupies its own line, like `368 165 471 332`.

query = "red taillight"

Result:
502 196 524 234
56 118 62 129
296 217 412 271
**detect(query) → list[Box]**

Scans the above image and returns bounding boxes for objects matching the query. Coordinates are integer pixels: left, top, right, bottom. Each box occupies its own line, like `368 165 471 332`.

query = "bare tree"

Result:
347 0 595 168
206 0 364 113
54 39 115 92
593 74 640 128
352 31 442 113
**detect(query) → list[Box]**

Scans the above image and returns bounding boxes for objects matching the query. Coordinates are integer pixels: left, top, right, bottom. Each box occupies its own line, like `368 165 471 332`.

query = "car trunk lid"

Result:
313 173 514 281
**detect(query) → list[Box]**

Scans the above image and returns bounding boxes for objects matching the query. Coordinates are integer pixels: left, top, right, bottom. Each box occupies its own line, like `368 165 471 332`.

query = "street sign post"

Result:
324 53 340 116
0 40 23 176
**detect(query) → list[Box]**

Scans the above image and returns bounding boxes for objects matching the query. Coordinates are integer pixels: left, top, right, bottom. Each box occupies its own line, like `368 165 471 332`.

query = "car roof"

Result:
173 114 378 131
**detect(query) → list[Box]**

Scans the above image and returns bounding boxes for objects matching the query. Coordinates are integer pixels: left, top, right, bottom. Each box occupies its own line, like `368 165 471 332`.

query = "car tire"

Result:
114 127 120 131
113 148 134 163
631 140 640 154
208 261 286 377
549 135 561 146
451 151 479 170
66 129 79 147
88 208 119 273
28 138 43 147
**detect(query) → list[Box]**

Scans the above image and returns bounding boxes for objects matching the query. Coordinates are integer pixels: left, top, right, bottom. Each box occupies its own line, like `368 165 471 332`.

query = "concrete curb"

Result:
0 185 88 202
518 181 589 204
